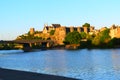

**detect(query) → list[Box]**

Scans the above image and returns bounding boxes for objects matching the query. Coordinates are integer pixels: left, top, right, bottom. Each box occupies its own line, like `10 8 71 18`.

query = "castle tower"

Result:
70 26 74 32
30 28 35 35
53 26 67 45
90 26 94 32
77 26 81 33
110 24 116 29
83 27 88 33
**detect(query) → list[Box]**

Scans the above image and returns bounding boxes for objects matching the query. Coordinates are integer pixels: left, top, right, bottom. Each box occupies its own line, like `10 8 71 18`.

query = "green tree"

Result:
50 30 55 35
86 33 95 40
92 29 111 47
19 34 42 40
109 38 120 47
92 35 101 46
82 23 90 27
64 31 81 44
80 32 87 39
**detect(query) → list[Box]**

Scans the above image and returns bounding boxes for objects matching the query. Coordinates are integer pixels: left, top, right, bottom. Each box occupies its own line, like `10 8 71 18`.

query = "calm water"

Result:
0 49 120 80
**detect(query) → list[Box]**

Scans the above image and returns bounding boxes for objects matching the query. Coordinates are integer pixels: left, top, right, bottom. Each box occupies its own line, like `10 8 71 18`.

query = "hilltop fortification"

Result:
17 24 120 45
17 24 94 45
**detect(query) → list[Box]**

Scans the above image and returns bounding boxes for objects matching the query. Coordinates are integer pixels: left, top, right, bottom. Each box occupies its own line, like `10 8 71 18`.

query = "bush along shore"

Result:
0 38 120 50
63 31 120 50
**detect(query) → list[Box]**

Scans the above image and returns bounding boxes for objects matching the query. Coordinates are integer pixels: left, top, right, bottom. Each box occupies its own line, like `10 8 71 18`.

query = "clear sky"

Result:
0 0 120 40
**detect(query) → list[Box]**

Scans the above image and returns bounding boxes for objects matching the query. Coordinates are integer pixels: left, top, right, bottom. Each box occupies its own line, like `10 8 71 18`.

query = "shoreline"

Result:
0 43 120 51
0 46 120 51
0 68 79 80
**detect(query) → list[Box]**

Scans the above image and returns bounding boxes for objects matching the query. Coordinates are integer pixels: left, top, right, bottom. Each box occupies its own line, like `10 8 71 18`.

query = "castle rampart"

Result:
109 25 120 38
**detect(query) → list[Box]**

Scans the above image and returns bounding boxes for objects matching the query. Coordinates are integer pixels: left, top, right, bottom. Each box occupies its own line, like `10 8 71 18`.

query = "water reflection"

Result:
0 50 23 56
111 49 120 80
44 50 67 75
0 49 120 80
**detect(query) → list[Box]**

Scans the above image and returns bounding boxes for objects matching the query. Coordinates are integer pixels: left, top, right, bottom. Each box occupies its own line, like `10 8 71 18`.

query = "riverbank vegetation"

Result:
64 28 120 49
0 44 16 50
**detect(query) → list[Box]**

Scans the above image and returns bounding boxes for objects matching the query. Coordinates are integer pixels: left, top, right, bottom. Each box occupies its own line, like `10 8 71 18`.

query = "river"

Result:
0 49 120 80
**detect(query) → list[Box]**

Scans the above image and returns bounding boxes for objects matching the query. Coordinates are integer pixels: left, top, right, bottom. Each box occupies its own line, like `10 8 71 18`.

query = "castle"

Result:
18 24 120 45
38 24 94 45
18 24 95 45
109 25 120 38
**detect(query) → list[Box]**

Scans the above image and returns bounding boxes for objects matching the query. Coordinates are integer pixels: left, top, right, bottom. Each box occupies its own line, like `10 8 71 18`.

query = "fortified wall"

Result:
17 24 120 45
43 24 94 45
18 24 95 45
109 25 120 38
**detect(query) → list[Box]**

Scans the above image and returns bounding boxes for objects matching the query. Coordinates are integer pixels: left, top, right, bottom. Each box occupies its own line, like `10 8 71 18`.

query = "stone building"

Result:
18 24 95 45
50 25 95 45
17 24 120 45
43 24 61 33
109 25 120 38
52 26 67 45
30 28 35 35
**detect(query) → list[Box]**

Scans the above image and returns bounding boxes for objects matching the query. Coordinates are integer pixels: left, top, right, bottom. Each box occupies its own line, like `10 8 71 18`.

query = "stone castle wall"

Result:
18 24 120 45
109 26 120 38
52 26 94 45
52 26 67 45
30 28 35 35
28 24 95 45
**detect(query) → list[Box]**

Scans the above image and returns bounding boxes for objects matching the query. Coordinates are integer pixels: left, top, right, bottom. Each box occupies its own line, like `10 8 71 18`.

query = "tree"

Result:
86 33 95 40
109 38 120 47
19 34 42 40
82 23 90 27
64 31 81 44
99 29 111 43
92 29 111 47
80 32 87 39
92 35 101 46
50 30 55 35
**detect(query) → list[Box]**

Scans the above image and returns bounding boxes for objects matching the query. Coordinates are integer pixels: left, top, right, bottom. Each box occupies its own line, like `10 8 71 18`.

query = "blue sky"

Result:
0 0 120 40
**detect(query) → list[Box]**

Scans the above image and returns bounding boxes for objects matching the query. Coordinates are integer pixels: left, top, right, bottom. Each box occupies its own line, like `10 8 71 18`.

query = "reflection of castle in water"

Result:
111 50 120 71
44 50 67 74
